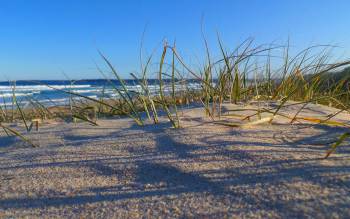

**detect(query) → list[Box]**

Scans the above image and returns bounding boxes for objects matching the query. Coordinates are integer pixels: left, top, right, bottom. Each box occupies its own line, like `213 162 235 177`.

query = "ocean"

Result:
0 79 201 107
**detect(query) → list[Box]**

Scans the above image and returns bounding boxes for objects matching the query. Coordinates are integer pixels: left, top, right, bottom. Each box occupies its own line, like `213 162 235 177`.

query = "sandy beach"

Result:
0 102 350 218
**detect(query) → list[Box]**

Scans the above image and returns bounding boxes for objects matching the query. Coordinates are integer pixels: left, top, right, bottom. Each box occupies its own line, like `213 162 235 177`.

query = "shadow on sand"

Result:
0 120 349 217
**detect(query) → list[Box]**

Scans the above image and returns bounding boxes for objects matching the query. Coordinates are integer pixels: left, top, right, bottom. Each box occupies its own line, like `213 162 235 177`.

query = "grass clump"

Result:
1 36 349 156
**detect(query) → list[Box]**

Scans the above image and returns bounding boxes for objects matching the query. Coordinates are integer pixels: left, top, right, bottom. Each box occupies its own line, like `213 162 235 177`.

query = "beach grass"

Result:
1 38 350 157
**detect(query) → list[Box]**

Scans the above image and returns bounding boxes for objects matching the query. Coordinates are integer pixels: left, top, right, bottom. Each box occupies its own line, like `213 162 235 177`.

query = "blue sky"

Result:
0 0 350 80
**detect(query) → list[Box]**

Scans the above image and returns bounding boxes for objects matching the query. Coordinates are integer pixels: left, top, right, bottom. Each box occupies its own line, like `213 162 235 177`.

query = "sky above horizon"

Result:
1 0 350 80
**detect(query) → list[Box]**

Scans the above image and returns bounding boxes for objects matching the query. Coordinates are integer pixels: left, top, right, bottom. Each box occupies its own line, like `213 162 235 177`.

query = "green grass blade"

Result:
325 132 350 158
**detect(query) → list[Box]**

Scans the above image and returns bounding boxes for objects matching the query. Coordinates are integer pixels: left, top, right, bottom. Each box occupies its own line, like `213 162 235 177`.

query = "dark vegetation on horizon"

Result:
0 38 350 157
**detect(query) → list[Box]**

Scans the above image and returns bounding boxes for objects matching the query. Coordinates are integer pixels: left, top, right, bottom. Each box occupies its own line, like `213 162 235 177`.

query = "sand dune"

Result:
0 102 350 218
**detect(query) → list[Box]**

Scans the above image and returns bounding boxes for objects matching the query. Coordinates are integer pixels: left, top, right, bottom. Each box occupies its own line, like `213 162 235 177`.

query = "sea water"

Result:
0 79 201 107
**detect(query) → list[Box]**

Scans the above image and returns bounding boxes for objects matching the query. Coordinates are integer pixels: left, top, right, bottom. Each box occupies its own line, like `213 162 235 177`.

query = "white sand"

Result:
0 102 350 218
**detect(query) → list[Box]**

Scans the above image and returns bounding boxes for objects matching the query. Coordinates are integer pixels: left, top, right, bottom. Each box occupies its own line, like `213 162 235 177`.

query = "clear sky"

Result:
1 0 350 80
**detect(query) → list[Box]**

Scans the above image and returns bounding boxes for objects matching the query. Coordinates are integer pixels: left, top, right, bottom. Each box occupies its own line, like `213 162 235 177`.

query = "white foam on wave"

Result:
0 93 32 97
0 85 91 92
70 89 103 94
